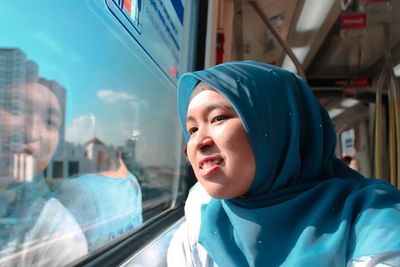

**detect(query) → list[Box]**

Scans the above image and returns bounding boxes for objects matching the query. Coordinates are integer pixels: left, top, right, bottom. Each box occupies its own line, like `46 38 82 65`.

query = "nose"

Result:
193 128 214 152
25 114 41 142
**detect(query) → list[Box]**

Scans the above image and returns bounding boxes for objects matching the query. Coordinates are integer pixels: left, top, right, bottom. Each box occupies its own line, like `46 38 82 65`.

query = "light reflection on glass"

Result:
0 0 188 265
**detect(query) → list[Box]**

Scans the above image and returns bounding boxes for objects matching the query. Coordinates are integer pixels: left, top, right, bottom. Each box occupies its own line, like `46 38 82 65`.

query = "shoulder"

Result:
184 183 212 242
0 198 88 266
348 179 400 260
348 250 400 266
167 220 191 266
184 183 212 248
185 183 212 218
167 183 215 267
54 173 113 195
54 174 95 190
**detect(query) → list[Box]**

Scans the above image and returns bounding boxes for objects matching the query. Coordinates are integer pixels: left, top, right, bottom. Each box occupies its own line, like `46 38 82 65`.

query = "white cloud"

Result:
66 114 96 144
97 89 137 103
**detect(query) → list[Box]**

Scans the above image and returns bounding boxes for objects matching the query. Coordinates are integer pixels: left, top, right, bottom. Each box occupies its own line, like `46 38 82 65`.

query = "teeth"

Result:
202 160 221 169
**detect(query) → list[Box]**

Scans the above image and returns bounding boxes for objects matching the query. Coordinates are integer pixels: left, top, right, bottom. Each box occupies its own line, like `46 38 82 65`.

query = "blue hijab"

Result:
178 61 400 266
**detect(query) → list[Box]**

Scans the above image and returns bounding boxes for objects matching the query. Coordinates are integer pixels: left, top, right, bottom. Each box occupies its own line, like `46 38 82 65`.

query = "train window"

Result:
0 0 195 265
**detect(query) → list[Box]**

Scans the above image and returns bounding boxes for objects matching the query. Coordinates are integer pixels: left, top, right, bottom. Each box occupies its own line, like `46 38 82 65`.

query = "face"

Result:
185 82 256 199
0 83 61 180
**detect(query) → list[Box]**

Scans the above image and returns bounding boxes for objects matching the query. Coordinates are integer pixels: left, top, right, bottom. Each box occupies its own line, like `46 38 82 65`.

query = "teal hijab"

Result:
178 61 400 266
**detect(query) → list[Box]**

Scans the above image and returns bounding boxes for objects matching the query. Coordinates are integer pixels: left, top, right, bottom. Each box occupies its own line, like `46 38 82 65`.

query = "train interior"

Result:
212 0 400 184
1 0 399 266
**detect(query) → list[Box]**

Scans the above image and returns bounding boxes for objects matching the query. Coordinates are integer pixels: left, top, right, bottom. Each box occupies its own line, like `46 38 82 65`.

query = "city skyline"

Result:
0 1 185 170
0 45 182 175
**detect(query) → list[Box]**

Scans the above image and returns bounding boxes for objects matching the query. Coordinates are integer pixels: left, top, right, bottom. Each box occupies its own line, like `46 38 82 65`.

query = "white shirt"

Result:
167 183 216 267
0 198 88 266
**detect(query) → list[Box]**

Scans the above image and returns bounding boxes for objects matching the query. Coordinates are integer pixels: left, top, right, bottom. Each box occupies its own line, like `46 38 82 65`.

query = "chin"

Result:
36 160 50 175
208 192 226 199
203 186 236 199
201 183 223 199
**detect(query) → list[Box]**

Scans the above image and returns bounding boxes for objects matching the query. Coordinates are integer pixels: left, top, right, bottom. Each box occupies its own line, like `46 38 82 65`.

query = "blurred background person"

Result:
341 154 359 171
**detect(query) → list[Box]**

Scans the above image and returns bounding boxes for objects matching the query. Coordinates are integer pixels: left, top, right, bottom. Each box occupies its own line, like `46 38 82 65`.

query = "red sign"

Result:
340 13 367 30
171 66 178 78
216 31 225 64
343 76 370 96
123 0 132 13
349 76 370 88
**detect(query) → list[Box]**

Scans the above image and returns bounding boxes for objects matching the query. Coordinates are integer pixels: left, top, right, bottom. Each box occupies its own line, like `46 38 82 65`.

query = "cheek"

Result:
185 141 197 167
212 122 227 136
49 131 60 151
43 129 59 154
216 123 251 155
223 126 256 181
36 130 59 173
1 113 23 136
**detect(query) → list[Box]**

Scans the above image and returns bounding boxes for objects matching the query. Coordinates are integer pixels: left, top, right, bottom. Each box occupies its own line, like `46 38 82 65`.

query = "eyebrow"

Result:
47 107 62 119
186 103 235 124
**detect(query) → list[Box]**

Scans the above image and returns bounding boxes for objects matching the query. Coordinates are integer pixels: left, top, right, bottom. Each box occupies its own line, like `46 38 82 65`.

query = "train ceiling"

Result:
240 0 400 81
237 0 400 131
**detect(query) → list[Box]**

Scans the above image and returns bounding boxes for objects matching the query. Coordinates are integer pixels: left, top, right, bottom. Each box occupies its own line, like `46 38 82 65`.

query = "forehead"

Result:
188 83 232 111
190 82 215 100
9 83 61 113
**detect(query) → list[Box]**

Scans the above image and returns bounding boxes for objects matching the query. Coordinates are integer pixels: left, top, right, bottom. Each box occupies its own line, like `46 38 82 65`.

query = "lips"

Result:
21 146 35 155
198 156 224 177
16 142 40 157
199 157 223 169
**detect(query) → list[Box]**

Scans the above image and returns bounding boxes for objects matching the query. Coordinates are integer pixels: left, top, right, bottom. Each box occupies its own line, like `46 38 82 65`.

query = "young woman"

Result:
0 82 87 266
168 61 400 266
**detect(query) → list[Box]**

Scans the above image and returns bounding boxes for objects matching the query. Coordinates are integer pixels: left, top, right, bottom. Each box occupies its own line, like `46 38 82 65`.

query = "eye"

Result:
211 115 227 123
45 116 60 130
46 119 58 128
188 127 198 135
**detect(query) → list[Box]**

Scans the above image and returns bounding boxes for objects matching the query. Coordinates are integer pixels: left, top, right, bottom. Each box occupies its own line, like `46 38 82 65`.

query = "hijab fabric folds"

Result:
177 61 400 266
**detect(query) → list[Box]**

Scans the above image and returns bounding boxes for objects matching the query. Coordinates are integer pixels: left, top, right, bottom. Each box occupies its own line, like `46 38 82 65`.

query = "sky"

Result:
0 0 187 168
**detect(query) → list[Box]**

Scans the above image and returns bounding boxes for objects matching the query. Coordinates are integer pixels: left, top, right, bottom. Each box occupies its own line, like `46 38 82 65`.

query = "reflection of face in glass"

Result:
0 83 61 181
185 83 256 199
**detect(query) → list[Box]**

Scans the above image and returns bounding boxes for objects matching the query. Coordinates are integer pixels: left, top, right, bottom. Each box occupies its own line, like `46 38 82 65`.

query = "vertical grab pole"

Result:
387 47 400 188
374 66 386 179
377 23 400 187
247 0 306 80
389 72 400 188
383 22 400 188
388 66 396 184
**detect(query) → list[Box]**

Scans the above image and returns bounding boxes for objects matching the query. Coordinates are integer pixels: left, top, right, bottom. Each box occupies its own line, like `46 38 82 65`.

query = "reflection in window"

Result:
68 161 79 176
0 0 191 265
52 161 64 178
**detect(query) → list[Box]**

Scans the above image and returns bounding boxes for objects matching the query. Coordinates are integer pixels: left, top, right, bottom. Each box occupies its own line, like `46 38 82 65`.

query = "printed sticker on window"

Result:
122 0 143 32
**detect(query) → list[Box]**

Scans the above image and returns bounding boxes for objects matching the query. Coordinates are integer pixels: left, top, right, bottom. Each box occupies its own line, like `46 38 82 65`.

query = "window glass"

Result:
0 0 192 265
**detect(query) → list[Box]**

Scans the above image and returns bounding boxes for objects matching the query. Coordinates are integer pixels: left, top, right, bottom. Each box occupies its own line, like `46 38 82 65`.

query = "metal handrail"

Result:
374 23 400 187
374 64 385 179
247 0 306 79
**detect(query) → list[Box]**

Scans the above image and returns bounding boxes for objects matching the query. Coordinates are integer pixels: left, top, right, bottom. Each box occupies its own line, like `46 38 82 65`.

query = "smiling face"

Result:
185 82 256 199
0 83 62 180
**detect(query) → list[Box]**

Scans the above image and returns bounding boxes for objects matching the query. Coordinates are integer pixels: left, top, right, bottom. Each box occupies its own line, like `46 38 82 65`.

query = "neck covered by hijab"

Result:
178 61 400 266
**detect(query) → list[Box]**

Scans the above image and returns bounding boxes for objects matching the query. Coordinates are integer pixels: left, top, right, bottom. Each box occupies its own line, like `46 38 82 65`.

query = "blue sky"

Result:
0 0 186 167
